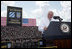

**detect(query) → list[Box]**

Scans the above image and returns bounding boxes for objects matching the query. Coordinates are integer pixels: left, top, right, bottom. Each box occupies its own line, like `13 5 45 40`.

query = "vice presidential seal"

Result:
60 23 70 33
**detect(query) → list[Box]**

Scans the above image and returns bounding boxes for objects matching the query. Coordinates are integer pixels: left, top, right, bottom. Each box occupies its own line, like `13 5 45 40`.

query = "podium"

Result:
43 21 71 40
43 21 71 48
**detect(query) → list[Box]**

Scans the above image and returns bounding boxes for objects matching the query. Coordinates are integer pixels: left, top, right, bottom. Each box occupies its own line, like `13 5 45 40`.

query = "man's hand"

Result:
44 27 47 31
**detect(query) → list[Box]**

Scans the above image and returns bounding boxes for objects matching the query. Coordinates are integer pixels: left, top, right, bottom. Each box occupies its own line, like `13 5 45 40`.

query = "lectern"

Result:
43 16 71 48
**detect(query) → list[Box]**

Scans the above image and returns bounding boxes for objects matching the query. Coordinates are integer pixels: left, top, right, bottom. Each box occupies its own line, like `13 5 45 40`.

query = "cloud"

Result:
1 1 28 18
22 11 28 18
32 1 50 18
31 8 42 18
36 18 41 26
31 8 43 26
61 9 71 22
1 1 15 6
60 1 71 8
1 10 7 17
1 1 16 17
44 1 71 22
36 1 50 8
31 1 50 26
60 1 71 22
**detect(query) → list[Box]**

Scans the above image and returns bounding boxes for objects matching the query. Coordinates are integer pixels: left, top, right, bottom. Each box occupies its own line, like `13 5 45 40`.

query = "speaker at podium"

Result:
43 21 71 40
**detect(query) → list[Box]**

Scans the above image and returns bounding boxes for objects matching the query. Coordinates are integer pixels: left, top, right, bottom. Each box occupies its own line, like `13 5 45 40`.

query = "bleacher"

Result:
1 26 42 48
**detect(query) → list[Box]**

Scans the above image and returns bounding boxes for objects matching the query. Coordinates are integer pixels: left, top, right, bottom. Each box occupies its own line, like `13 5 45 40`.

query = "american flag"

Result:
1 17 7 26
22 18 36 26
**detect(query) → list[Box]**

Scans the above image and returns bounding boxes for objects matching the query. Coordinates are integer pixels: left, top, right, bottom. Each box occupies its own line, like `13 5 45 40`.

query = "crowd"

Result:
1 26 42 40
1 26 42 48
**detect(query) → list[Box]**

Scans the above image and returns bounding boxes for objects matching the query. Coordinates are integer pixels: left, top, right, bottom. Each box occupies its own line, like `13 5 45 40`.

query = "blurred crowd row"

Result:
1 26 42 40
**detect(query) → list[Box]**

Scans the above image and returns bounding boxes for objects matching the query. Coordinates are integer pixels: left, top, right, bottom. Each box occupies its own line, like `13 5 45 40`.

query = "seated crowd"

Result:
1 26 42 48
1 26 42 40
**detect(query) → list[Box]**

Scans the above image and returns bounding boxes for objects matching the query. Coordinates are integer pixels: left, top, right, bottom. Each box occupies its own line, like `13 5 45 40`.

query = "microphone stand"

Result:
59 18 63 23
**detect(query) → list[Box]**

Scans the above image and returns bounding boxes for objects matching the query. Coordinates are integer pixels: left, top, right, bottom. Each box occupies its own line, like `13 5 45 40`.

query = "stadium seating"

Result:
1 26 42 48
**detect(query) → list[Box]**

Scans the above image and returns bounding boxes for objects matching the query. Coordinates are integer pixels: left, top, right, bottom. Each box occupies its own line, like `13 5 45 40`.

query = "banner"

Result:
7 6 22 26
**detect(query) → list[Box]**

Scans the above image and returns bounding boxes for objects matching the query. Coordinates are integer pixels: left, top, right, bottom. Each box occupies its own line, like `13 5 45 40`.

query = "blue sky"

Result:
1 1 71 26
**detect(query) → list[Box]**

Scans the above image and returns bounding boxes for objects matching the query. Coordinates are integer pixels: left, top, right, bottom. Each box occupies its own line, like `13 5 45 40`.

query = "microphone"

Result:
53 16 63 22
53 16 60 19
